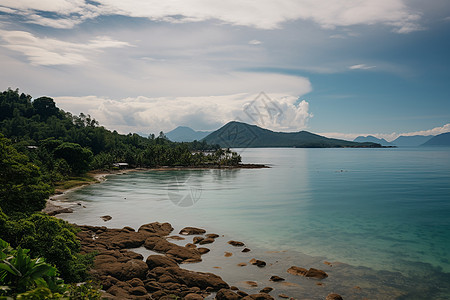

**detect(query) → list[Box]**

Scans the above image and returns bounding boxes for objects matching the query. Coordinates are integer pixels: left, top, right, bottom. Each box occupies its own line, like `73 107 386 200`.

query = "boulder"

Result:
199 238 215 245
250 258 266 267
163 267 229 290
206 233 219 239
242 248 251 253
269 275 285 282
216 288 241 300
260 287 273 293
242 294 275 300
228 240 245 247
179 227 206 235
130 286 147 296
193 237 204 244
184 294 204 300
197 248 210 255
138 222 174 236
146 255 178 269
101 215 112 221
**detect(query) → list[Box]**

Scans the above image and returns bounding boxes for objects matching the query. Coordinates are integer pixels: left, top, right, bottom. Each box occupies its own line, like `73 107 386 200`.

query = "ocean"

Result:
59 147 450 299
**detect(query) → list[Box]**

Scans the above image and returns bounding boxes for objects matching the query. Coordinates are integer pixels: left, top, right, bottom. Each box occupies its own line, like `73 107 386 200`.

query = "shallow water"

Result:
59 147 450 299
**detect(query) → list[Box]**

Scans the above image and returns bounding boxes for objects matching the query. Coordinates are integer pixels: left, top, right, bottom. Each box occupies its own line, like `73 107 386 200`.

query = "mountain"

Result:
203 121 382 148
392 135 434 147
166 126 212 142
354 135 394 146
420 132 450 146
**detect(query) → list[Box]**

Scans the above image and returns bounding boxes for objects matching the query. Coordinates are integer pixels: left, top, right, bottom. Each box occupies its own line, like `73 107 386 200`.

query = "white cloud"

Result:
54 92 313 134
349 64 376 70
0 0 421 32
248 40 262 45
320 123 450 142
0 30 132 65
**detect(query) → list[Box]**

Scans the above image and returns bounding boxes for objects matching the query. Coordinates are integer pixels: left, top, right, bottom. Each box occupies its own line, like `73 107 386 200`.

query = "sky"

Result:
0 0 449 141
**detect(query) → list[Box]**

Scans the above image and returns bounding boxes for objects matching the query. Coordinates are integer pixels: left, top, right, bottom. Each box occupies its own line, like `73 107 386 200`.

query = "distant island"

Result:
354 135 395 147
421 132 450 147
203 121 382 148
166 126 212 142
355 135 435 147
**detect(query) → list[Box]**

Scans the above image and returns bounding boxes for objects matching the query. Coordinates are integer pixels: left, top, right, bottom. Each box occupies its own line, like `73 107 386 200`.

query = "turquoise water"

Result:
60 148 450 299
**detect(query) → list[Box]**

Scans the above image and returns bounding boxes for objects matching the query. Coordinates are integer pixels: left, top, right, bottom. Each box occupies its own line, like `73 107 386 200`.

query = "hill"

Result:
421 132 450 146
392 135 434 147
203 121 382 148
166 126 211 142
354 135 394 146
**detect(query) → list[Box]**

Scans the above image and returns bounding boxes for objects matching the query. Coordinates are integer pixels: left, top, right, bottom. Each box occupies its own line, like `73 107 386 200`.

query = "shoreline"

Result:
43 164 268 216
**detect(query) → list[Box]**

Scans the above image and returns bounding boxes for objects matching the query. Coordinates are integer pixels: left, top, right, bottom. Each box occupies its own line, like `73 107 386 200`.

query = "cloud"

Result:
349 64 376 70
54 92 313 134
0 30 132 65
248 40 262 45
0 0 421 33
320 123 450 142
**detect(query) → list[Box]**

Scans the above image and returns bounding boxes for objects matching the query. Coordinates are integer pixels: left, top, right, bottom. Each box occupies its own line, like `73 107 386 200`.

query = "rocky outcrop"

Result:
228 240 245 247
179 226 206 235
287 266 328 279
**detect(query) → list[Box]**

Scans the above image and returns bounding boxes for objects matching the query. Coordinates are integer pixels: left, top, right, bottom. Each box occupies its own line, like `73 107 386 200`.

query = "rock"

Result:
185 243 197 249
101 215 112 221
242 294 275 300
138 222 174 236
107 285 132 299
144 236 173 252
162 267 229 290
269 276 285 282
286 266 328 279
130 286 147 296
224 252 232 257
127 278 144 287
260 287 273 293
184 294 204 300
167 235 185 240
326 294 343 300
228 240 245 247
230 286 239 290
242 248 251 253
197 248 210 255
250 258 266 267
237 290 249 297
166 246 202 262
278 294 289 299
199 238 215 245
216 288 241 300
193 236 204 244
122 226 135 232
244 281 258 287
146 255 178 269
237 263 247 267
179 227 206 235
206 233 219 239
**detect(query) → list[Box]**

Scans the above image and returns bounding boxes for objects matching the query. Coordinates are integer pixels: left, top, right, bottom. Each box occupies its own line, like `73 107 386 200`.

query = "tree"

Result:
32 97 59 121
53 142 93 174
0 135 52 214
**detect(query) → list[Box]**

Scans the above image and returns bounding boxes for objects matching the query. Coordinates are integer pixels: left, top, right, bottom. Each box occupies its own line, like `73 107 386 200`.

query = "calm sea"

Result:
59 148 450 299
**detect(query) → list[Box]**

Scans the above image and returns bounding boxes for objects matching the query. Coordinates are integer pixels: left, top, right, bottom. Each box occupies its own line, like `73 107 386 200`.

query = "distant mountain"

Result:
353 135 394 146
166 126 212 142
392 135 434 147
421 132 450 147
203 121 382 148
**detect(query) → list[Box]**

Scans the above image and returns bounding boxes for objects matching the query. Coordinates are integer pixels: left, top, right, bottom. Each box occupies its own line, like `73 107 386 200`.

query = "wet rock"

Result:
180 227 206 235
244 281 258 287
250 258 266 267
197 248 210 255
326 294 343 300
107 285 132 299
216 288 240 300
161 267 229 290
230 286 238 290
101 215 112 221
286 266 328 279
206 233 219 239
127 278 144 287
193 236 204 244
237 263 247 267
166 246 202 262
242 248 251 253
167 235 185 240
138 222 174 236
260 287 273 293
237 290 249 297
185 243 197 249
228 240 245 247
224 252 232 257
121 226 135 232
269 275 285 282
278 294 289 299
199 238 215 245
47 207 73 216
146 255 178 269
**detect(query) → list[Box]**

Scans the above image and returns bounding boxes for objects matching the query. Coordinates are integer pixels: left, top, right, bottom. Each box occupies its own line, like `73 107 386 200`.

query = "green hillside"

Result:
203 121 382 148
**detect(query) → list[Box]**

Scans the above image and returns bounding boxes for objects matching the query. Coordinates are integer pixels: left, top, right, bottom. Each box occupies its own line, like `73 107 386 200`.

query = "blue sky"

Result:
0 0 449 140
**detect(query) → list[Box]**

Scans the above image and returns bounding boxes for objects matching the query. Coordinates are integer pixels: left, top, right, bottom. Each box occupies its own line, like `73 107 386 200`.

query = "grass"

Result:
54 174 98 191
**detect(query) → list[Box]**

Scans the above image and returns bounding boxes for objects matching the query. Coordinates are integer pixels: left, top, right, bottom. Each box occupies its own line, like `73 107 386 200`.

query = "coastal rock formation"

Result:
287 266 328 279
77 223 228 299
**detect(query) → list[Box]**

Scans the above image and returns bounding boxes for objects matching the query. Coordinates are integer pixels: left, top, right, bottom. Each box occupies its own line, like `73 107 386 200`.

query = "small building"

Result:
112 162 129 169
